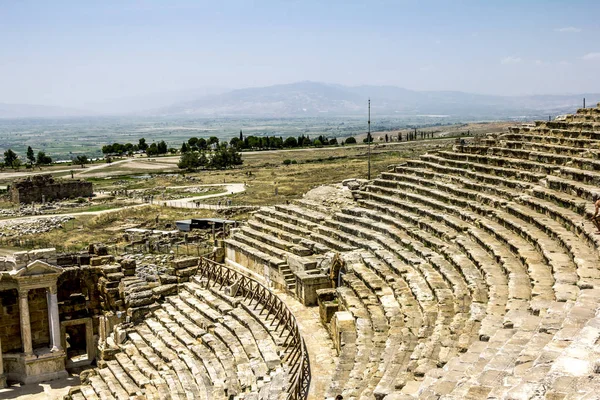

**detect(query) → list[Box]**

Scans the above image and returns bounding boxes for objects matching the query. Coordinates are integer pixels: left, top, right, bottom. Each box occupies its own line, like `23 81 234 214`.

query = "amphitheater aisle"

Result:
274 291 338 399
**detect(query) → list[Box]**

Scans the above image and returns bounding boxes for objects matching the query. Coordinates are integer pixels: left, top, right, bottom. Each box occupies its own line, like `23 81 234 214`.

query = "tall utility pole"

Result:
367 98 371 180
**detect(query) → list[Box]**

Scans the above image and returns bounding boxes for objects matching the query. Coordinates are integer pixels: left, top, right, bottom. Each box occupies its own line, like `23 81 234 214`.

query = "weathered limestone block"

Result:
170 257 199 270
152 284 178 298
295 270 331 306
316 288 339 325
90 256 115 266
331 311 355 354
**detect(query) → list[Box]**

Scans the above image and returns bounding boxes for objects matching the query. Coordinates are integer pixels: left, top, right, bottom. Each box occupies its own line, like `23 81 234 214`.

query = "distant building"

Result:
9 175 93 204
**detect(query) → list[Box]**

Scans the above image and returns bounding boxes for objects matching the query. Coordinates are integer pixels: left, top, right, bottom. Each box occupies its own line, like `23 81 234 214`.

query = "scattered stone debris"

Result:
0 215 74 237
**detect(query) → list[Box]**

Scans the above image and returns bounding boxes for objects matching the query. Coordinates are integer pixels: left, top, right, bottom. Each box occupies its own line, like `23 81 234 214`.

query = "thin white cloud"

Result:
501 56 522 65
558 60 571 66
555 27 581 33
582 52 600 61
534 60 543 65
420 65 435 72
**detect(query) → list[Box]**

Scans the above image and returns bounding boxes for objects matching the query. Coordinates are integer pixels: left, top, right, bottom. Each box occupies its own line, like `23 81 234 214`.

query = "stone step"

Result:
247 218 327 254
224 238 286 270
240 224 313 256
97 367 130 400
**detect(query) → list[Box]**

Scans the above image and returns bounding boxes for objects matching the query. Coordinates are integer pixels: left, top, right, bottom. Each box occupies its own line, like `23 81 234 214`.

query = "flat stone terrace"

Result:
227 103 600 399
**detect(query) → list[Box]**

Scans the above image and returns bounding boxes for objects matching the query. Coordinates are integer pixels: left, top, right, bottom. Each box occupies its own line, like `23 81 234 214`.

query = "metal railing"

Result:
197 256 310 400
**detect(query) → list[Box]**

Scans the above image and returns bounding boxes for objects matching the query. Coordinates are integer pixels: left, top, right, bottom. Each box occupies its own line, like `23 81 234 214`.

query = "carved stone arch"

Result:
329 253 346 288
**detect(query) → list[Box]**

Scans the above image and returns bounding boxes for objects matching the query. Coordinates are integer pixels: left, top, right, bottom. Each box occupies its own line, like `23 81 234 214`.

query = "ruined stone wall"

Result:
10 175 93 204
0 289 21 353
0 288 51 353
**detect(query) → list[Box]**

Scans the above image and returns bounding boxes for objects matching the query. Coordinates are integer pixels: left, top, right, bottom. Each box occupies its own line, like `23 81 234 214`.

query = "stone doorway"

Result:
60 318 94 369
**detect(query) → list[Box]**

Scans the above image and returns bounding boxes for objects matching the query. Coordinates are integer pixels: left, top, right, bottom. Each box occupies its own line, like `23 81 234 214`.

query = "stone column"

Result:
0 335 4 388
46 285 62 352
18 289 33 355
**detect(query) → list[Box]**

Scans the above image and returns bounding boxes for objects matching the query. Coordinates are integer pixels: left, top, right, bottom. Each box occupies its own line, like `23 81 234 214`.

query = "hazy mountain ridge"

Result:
3 82 599 119
156 82 600 118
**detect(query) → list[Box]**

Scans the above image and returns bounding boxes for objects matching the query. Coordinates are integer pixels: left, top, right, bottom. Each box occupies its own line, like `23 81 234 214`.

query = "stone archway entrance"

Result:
61 318 95 368
329 254 346 288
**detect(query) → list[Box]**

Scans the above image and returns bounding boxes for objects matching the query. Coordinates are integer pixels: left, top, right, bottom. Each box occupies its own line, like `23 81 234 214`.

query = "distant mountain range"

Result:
156 82 600 118
2 82 599 119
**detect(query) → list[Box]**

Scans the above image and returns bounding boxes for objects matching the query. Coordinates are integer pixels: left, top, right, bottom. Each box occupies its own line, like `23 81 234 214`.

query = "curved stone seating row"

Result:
372 176 577 301
66 279 290 400
501 132 600 149
502 139 600 158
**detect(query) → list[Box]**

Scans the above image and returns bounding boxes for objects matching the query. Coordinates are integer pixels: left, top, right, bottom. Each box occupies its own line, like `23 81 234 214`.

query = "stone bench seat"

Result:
318 215 446 311
88 374 114 399
97 367 131 400
500 132 600 148
200 332 242 393
505 202 599 285
502 139 600 158
333 211 474 307
239 224 313 256
356 197 509 337
510 124 600 139
418 153 545 182
546 174 600 204
144 318 192 356
228 307 282 371
106 359 142 396
166 296 215 331
78 385 101 400
336 279 387 399
274 204 329 225
231 232 293 264
224 238 286 270
161 302 207 339
247 218 328 254
178 290 225 323
369 178 574 302
386 168 600 260
114 352 151 388
130 327 177 365
566 113 600 123
153 308 199 346
342 206 489 304
256 208 356 252
211 324 256 389
260 208 318 232
400 160 536 190
379 176 581 299
528 188 600 250
183 282 234 314
435 150 560 175
364 184 546 306
535 120 600 133
170 358 207 400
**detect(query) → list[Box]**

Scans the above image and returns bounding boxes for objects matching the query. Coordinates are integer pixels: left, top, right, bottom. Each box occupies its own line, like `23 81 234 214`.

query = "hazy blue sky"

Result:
1 0 599 106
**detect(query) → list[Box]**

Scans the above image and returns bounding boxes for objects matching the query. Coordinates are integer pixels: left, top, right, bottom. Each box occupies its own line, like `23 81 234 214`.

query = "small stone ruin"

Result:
9 174 93 204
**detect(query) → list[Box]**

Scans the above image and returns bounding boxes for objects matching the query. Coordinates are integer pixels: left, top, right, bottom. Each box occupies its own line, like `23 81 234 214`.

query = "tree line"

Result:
223 131 358 151
1 146 89 170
